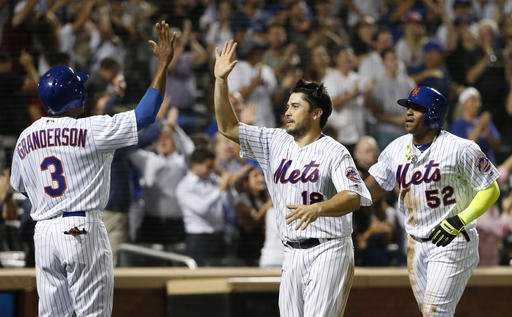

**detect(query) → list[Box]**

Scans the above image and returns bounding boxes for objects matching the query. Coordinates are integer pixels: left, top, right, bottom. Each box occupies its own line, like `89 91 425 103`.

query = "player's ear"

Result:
312 108 323 121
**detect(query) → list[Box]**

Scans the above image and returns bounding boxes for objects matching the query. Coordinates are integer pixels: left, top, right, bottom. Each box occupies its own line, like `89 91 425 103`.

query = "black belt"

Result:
409 235 430 243
284 238 330 249
62 211 86 217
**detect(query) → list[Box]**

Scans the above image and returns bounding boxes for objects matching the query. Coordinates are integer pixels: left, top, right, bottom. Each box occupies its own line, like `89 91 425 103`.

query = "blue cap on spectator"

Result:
423 40 447 53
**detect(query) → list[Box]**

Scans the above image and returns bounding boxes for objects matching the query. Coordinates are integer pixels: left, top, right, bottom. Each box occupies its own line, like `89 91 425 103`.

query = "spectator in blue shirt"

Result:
450 87 501 162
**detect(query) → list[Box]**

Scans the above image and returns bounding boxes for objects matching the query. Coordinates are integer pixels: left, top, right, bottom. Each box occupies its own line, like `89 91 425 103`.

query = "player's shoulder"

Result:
80 113 112 122
81 111 134 125
320 135 351 155
438 130 476 149
241 123 283 137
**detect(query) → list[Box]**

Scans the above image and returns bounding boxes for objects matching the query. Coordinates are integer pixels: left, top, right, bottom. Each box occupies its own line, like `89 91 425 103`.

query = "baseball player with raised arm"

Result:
365 86 501 316
214 40 372 317
10 21 176 316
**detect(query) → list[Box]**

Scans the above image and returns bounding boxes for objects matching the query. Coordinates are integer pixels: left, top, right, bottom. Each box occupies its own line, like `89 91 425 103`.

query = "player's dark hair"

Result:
291 79 332 128
190 147 216 164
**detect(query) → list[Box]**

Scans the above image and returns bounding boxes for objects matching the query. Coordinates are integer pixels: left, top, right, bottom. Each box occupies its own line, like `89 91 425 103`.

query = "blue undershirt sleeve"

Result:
134 88 164 130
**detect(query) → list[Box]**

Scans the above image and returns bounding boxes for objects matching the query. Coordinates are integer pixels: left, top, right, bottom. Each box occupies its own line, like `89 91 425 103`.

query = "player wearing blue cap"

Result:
364 86 500 316
10 21 176 316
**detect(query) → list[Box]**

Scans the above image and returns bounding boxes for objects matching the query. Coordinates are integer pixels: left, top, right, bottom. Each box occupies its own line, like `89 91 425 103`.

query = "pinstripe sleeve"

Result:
459 141 500 191
239 123 275 170
9 145 24 192
88 110 138 151
331 147 372 206
368 146 396 191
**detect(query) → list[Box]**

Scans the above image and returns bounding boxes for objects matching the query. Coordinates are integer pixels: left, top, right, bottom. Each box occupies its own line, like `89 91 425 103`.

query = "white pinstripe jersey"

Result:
369 130 499 238
239 123 372 241
10 111 138 221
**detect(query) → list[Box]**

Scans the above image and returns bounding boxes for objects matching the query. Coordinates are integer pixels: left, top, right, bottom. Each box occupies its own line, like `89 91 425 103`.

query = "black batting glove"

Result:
428 215 466 247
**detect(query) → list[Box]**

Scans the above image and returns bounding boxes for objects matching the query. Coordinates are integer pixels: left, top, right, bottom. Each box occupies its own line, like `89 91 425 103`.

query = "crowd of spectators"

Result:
1 0 512 267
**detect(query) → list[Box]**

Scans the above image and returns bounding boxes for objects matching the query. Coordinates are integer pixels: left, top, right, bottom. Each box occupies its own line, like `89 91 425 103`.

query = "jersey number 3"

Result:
40 156 67 197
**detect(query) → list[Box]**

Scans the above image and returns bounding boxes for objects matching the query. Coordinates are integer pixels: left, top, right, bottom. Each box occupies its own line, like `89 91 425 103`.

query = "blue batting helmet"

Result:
397 86 448 129
38 65 89 115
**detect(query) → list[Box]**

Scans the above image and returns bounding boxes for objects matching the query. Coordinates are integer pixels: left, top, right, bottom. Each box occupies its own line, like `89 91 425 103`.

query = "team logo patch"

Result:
411 87 420 96
476 155 491 174
345 167 361 182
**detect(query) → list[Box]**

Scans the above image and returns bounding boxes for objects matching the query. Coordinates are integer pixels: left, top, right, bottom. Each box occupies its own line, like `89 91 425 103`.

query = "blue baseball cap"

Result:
423 40 447 53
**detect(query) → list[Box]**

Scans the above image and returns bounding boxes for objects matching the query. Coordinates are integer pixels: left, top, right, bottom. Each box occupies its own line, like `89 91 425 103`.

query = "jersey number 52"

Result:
425 186 456 208
40 156 67 197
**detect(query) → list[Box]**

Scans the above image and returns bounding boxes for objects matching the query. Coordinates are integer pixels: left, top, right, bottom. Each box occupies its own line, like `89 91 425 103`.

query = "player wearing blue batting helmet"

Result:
38 65 89 115
397 86 448 129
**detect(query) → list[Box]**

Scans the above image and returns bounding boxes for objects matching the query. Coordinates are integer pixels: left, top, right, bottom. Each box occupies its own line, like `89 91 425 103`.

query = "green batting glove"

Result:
428 215 466 247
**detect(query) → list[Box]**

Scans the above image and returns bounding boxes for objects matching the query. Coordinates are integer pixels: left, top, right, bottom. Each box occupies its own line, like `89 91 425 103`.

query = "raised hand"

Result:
149 21 176 68
214 40 238 80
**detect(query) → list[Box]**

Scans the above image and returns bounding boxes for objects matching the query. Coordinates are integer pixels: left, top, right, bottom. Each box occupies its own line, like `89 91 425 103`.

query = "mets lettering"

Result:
396 160 441 189
17 128 88 160
273 159 320 184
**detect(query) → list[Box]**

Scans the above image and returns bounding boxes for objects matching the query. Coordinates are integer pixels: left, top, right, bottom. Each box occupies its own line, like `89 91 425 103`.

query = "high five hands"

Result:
149 21 177 68
214 40 238 80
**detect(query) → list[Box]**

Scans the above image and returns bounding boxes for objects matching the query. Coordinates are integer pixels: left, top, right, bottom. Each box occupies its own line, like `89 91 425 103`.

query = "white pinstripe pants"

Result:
407 228 479 317
279 237 354 317
34 212 114 317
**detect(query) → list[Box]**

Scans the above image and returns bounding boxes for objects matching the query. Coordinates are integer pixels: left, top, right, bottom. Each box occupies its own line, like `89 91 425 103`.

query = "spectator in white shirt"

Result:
205 0 235 67
324 44 372 152
228 39 277 127
365 48 415 149
129 108 194 247
359 28 406 82
176 148 232 266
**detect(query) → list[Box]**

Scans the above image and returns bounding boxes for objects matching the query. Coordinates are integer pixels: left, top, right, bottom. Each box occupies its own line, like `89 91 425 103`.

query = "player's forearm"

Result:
214 78 240 143
135 50 172 130
458 181 500 224
364 175 387 202
134 88 164 130
150 61 169 96
315 191 361 217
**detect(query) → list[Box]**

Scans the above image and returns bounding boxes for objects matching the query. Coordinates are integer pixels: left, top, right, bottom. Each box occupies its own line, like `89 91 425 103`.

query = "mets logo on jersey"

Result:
345 167 361 182
476 155 492 174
